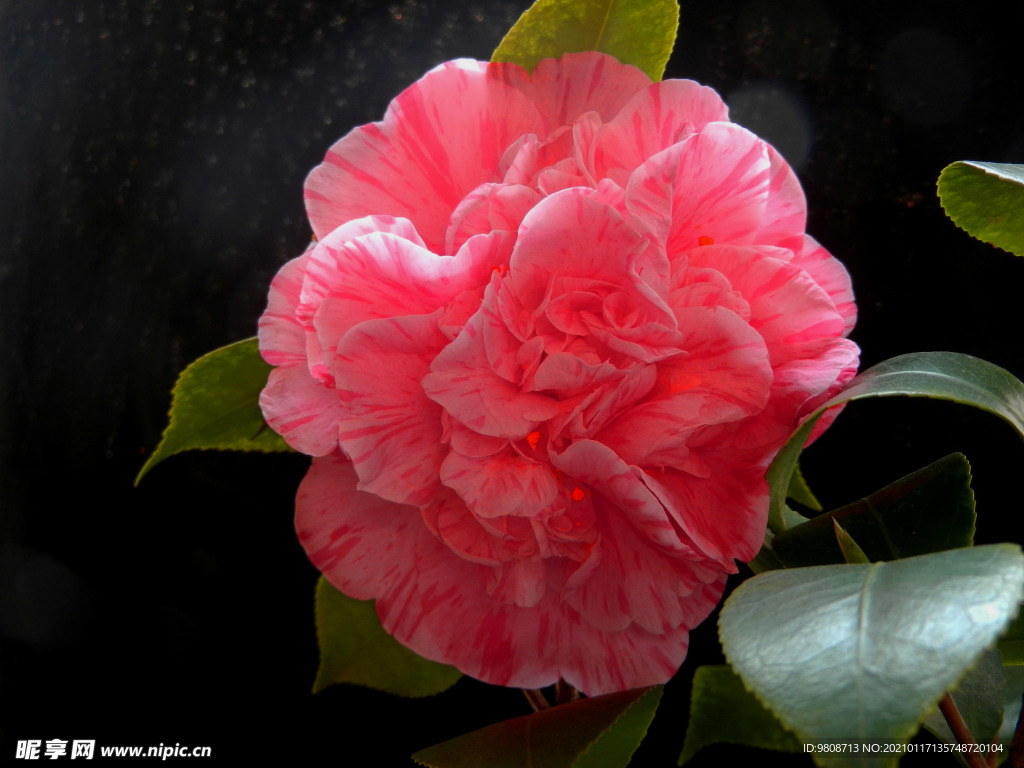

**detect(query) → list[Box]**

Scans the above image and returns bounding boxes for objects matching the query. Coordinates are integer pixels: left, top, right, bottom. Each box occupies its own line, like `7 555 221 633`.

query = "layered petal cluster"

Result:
259 53 859 695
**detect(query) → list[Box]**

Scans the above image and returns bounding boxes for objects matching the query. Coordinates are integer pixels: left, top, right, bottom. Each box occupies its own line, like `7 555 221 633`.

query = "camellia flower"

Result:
259 52 859 696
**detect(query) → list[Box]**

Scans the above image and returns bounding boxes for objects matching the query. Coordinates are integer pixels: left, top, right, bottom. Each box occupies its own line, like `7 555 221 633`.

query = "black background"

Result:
3 0 1024 764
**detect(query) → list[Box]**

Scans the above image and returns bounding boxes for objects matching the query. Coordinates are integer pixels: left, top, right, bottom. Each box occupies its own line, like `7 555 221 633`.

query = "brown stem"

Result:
522 688 550 712
939 693 988 768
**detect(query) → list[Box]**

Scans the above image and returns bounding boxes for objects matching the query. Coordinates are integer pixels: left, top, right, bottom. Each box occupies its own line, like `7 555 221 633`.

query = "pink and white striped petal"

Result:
334 313 450 507
625 122 772 254
305 60 544 252
259 364 343 457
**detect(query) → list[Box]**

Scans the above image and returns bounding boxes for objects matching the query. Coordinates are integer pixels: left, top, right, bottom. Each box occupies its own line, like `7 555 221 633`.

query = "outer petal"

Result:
296 454 423 600
258 251 310 367
259 364 344 457
334 313 450 507
305 60 544 251
790 235 857 337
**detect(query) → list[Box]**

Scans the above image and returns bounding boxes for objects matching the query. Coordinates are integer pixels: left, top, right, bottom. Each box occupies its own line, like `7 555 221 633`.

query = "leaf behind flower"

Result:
719 545 1024 768
491 0 679 82
413 686 662 768
313 577 462 697
938 161 1024 257
135 338 291 484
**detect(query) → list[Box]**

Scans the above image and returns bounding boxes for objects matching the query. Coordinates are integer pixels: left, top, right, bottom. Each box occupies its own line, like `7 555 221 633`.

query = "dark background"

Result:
3 0 1024 764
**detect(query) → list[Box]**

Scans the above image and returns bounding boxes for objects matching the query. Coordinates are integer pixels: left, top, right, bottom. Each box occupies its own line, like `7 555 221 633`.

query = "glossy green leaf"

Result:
719 545 1024 768
998 610 1024 666
413 686 662 768
135 338 290 483
770 454 976 568
922 649 1005 753
678 665 802 765
938 161 1024 257
491 0 679 82
768 352 1024 534
314 577 461 697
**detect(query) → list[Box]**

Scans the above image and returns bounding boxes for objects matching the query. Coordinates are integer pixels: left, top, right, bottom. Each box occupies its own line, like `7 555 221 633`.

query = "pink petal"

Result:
625 122 772 254
639 457 771 565
259 364 343 456
423 286 559 439
305 60 544 251
597 307 772 467
441 446 559 518
753 144 808 251
562 499 724 634
593 78 729 186
688 244 847 367
258 251 310 367
334 314 450 507
296 454 424 599
790 235 857 337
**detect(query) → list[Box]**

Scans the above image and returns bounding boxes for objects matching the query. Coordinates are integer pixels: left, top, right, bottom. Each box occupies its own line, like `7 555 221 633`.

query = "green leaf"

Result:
314 577 461 697
135 338 290 483
788 462 823 512
833 520 870 564
491 0 679 82
998 609 1024 666
678 665 802 765
922 649 1005 754
768 352 1024 534
938 161 1024 257
719 545 1024 768
770 454 976 568
413 686 662 768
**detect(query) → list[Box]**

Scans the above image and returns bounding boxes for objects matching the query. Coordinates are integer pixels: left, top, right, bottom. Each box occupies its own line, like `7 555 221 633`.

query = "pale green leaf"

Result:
136 338 290 483
314 577 461 697
938 161 1024 257
491 0 679 81
719 545 1024 768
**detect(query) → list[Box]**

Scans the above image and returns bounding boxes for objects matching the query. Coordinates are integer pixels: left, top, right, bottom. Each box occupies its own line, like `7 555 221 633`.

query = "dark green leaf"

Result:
314 577 461 697
769 352 1024 534
678 665 802 765
922 649 1005 754
135 338 290 483
770 454 976 567
719 545 1024 768
998 609 1024 666
413 686 662 768
491 0 679 82
938 161 1024 257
